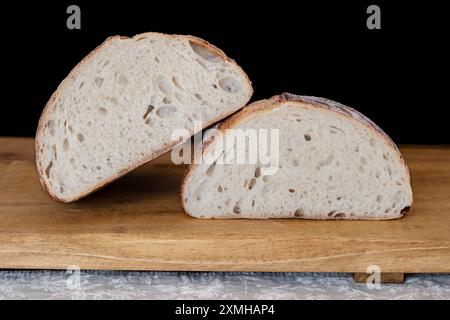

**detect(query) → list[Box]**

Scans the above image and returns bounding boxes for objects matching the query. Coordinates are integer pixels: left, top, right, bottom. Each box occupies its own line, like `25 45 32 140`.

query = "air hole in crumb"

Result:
219 77 241 93
63 138 69 151
262 176 270 183
328 175 333 182
304 134 311 141
52 144 57 161
218 185 223 193
233 203 241 214
289 189 295 193
225 199 231 206
163 97 172 104
206 161 217 177
252 200 255 207
369 138 376 147
59 186 64 193
329 126 344 134
294 209 303 218
213 84 218 89
156 75 172 94
316 155 334 170
45 161 53 178
154 57 160 63
254 167 261 178
189 41 221 62
46 120 55 137
248 178 256 190
156 106 177 118
376 195 382 202
143 105 155 119
77 133 85 143
194 93 203 100
172 76 184 90
336 196 342 201
95 77 104 88
98 107 108 115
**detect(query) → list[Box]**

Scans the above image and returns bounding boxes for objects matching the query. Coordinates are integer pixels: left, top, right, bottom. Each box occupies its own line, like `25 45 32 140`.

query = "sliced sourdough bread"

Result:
181 93 413 220
36 32 252 202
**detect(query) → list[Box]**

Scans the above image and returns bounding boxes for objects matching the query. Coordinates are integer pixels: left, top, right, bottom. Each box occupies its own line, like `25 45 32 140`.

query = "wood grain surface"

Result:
0 137 449 272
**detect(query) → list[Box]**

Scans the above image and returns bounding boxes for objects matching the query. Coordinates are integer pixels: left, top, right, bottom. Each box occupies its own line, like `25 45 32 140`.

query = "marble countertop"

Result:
0 271 449 300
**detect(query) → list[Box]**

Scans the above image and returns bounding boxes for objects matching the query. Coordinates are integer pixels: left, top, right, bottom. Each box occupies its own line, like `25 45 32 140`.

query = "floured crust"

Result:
181 93 413 219
35 32 253 202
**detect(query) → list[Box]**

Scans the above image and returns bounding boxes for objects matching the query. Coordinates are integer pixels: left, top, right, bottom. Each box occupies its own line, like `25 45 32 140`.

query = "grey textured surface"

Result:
0 271 449 300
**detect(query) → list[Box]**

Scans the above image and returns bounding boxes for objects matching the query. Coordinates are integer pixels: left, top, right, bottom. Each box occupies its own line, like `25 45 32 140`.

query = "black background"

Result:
1 1 448 143
2 300 445 318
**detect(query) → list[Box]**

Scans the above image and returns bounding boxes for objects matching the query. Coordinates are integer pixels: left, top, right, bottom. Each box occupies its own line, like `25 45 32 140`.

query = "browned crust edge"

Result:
35 32 253 203
181 93 413 219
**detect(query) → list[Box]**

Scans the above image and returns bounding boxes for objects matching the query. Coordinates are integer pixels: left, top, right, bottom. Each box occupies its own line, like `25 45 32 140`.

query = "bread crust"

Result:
35 32 253 202
181 93 413 219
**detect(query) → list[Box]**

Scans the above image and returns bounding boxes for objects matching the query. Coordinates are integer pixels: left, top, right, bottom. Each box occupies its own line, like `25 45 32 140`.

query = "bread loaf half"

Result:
36 32 252 202
181 93 413 219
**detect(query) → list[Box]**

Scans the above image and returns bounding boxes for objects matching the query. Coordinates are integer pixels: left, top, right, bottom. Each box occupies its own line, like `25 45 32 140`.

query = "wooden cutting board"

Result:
0 137 449 277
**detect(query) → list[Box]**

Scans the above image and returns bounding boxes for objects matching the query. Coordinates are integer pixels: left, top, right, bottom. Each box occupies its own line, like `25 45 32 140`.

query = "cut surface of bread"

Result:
36 32 252 202
182 93 413 220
